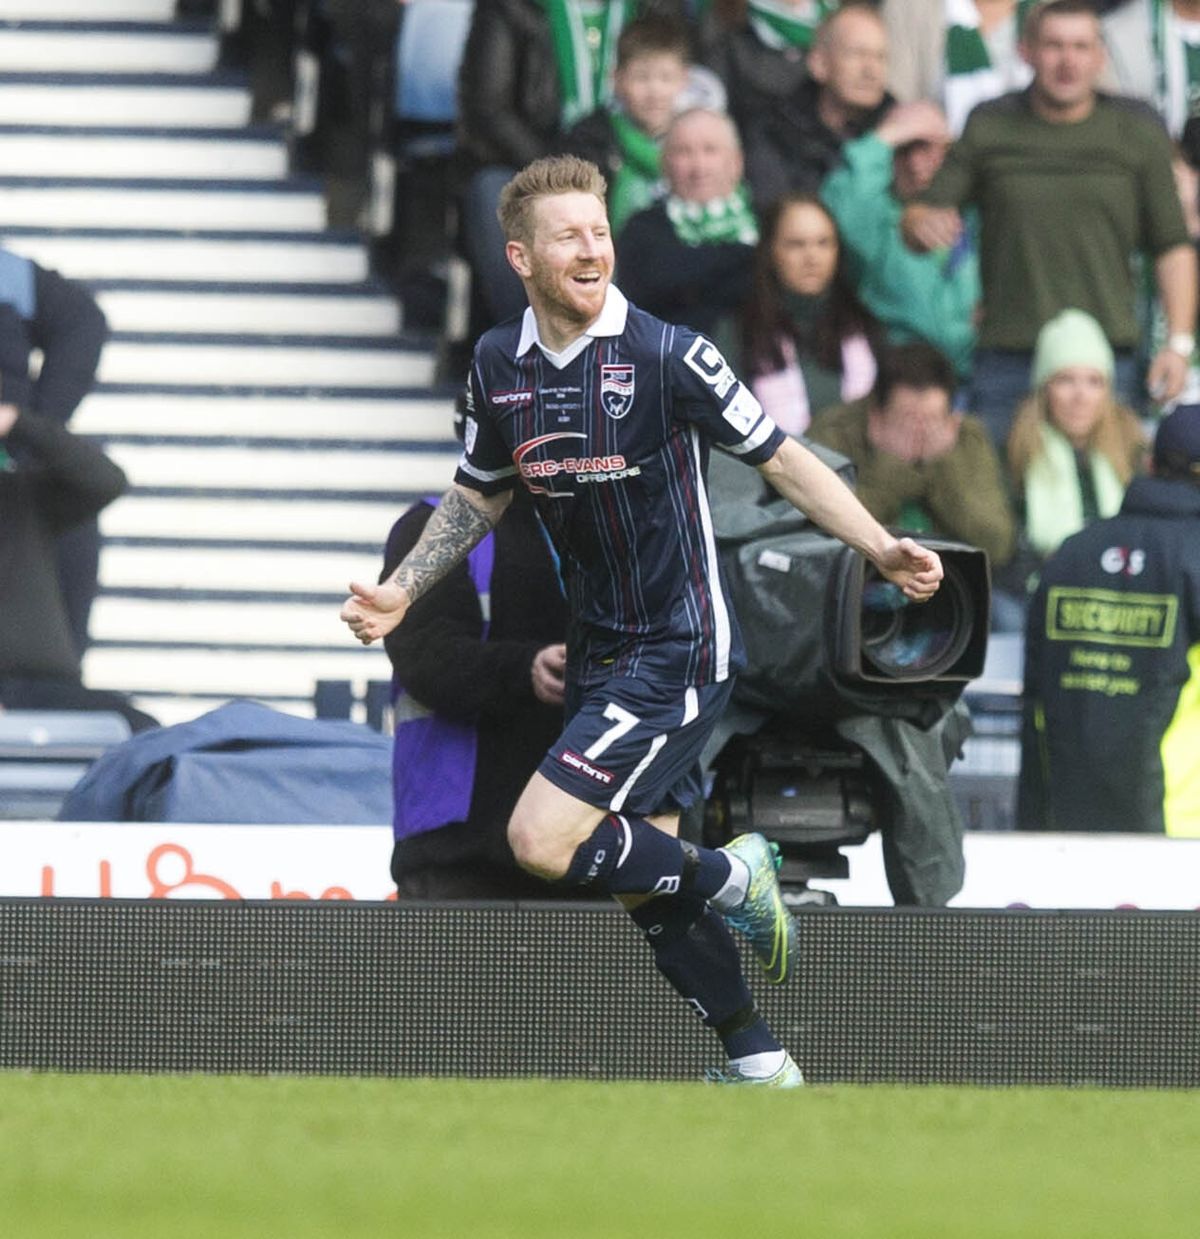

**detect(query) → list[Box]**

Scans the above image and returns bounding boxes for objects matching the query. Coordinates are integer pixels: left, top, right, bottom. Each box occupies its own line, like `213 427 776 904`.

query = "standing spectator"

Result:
560 15 692 235
882 0 1033 135
741 193 881 433
1103 0 1200 139
820 98 979 378
1017 403 1200 835
902 0 1198 447
0 405 154 732
0 247 109 658
741 2 893 207
806 341 1017 567
618 107 759 337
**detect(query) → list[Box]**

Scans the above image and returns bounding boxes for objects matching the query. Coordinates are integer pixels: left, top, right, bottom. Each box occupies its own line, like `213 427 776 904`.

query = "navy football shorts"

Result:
539 675 734 818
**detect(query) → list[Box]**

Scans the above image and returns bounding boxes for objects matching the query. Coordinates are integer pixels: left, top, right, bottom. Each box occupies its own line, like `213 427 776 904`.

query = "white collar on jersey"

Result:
515 285 630 369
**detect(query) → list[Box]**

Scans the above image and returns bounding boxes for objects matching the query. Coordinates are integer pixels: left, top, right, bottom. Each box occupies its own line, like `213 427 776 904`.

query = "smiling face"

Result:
615 51 688 138
506 190 614 333
771 200 839 297
1045 365 1109 447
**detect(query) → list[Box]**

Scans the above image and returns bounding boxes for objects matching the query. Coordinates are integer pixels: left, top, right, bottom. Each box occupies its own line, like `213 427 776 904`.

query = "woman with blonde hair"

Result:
1007 309 1146 564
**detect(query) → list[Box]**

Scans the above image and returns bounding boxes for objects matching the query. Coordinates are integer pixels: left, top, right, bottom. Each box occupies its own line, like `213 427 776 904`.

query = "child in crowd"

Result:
560 15 692 234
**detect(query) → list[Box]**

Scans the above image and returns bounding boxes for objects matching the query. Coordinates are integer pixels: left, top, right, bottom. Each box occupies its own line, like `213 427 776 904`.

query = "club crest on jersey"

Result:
600 364 635 419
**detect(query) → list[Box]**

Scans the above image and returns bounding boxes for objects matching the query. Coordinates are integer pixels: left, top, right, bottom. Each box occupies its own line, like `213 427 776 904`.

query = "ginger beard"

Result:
509 192 615 333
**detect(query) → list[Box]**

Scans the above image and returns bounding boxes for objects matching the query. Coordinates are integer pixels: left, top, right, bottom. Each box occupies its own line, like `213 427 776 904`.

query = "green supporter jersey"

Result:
919 91 1188 351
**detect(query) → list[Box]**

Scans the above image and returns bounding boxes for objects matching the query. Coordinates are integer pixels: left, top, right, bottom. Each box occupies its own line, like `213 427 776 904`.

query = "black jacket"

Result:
617 200 754 337
1018 476 1200 834
0 414 127 679
0 260 108 425
456 0 684 173
742 77 893 209
383 493 576 897
699 16 812 152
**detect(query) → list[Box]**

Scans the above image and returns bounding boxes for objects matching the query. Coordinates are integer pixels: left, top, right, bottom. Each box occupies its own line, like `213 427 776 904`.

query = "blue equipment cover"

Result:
57 700 392 824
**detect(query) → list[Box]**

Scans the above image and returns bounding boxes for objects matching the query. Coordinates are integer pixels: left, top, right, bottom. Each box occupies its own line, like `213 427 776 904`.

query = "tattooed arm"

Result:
340 484 513 645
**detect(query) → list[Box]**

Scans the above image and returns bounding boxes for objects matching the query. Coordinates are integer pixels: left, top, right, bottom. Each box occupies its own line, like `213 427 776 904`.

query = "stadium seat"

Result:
393 0 474 156
0 710 132 819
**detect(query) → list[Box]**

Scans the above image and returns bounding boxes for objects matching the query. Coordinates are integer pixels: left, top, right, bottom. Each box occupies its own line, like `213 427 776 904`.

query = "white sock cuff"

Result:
710 852 750 912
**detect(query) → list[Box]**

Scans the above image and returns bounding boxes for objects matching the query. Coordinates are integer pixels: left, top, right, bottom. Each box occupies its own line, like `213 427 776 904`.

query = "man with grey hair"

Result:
617 107 758 337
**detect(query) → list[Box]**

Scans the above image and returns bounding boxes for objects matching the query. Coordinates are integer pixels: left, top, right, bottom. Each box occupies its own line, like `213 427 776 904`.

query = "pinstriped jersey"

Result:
454 287 786 689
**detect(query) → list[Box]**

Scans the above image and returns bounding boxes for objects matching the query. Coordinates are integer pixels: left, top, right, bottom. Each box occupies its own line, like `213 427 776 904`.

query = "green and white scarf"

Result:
1024 423 1126 556
539 0 635 128
665 185 759 247
747 0 835 51
1151 0 1200 137
608 110 663 234
943 0 1034 134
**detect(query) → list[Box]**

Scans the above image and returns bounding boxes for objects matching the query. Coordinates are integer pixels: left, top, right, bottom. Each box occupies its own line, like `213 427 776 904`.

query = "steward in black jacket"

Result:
1018 416 1200 835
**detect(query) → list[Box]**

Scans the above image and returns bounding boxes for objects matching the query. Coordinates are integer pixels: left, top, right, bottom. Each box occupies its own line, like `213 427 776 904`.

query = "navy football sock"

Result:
628 896 780 1059
562 813 732 897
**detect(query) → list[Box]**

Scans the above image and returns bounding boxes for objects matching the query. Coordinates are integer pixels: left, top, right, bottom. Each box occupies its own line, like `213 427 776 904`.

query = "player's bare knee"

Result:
507 811 569 880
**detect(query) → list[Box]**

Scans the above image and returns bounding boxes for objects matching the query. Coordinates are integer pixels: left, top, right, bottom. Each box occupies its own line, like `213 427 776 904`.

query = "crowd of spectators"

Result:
440 0 1198 634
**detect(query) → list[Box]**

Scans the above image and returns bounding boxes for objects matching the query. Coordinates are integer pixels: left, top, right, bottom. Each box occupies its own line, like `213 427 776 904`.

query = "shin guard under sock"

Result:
628 896 780 1059
562 813 732 898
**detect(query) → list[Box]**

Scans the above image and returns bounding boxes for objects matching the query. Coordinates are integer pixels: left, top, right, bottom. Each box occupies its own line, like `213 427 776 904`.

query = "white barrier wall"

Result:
3 823 1198 908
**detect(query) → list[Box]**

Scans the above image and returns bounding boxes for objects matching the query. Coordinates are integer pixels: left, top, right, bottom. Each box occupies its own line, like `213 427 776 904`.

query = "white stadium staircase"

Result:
0 0 457 726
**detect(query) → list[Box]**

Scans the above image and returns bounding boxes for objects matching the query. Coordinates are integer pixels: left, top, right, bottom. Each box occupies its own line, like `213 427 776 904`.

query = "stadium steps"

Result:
0 230 370 281
89 283 403 337
0 22 220 75
0 72 253 129
0 124 288 179
0 181 328 231
4 1 453 727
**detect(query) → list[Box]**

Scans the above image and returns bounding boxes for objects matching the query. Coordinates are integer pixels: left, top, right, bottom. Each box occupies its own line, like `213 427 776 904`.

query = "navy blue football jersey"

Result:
455 287 786 688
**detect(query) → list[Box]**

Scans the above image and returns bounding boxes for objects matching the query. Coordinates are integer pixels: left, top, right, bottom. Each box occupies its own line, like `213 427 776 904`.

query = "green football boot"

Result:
704 1052 805 1088
718 832 798 984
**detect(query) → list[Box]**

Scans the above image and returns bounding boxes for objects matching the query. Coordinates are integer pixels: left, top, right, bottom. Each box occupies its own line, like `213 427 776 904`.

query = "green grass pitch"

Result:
3 1073 1198 1238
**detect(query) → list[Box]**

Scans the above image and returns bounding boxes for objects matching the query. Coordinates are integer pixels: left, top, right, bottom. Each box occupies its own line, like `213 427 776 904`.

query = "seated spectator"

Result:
617 107 758 338
457 0 666 325
0 246 109 658
740 193 881 433
1007 309 1146 569
806 341 1017 567
741 2 893 208
382 478 581 899
1017 403 1200 835
560 15 691 235
821 98 979 379
0 405 155 733
700 0 838 151
881 0 1032 136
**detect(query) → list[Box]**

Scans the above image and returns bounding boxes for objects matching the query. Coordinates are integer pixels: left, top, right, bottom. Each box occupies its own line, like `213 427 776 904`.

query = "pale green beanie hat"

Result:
1032 309 1115 388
